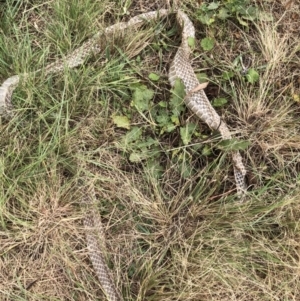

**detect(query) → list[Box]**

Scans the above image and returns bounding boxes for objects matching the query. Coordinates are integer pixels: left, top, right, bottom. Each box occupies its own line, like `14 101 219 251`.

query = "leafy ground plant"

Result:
1 0 300 301
196 0 272 26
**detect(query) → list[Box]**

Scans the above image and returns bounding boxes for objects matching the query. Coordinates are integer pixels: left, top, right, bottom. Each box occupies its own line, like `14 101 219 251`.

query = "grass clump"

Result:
1 0 300 300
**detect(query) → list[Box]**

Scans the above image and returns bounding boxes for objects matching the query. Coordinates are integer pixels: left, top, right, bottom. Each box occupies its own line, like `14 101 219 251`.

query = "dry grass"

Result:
1 0 300 300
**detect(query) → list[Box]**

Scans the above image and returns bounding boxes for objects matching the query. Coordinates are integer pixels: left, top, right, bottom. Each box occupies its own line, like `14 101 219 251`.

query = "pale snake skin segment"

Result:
83 186 123 301
0 9 246 301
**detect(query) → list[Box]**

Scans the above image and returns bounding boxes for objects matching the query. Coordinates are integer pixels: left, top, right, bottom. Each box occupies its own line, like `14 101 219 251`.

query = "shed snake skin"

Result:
0 9 246 301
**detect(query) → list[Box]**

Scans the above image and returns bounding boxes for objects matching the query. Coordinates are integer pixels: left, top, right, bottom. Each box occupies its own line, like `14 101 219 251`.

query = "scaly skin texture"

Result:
0 10 246 301
83 187 123 301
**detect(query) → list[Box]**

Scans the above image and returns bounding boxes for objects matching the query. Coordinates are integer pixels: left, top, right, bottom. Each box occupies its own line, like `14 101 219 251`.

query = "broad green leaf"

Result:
200 37 214 51
156 111 177 131
178 161 193 179
158 101 167 107
199 3 209 12
180 123 197 145
236 15 249 27
149 73 160 81
222 71 234 80
146 158 164 179
132 85 154 111
239 6 259 21
202 145 212 156
212 97 228 107
196 72 209 83
143 88 154 100
246 68 259 84
136 137 158 149
218 8 230 20
173 78 185 97
217 139 251 151
129 152 145 163
122 126 142 143
197 14 215 25
170 79 185 116
188 37 195 49
165 124 177 133
112 115 130 129
207 2 219 10
171 101 185 117
171 115 180 126
156 114 170 126
233 55 242 67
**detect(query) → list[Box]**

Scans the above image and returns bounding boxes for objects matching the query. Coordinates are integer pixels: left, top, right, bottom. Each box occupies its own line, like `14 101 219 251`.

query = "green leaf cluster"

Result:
154 79 186 134
221 57 260 85
116 79 188 140
200 37 214 51
131 84 154 112
217 138 250 151
115 79 204 179
115 75 251 180
196 0 271 27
